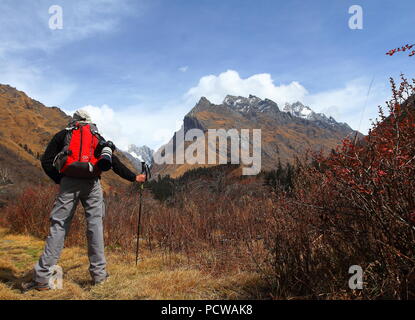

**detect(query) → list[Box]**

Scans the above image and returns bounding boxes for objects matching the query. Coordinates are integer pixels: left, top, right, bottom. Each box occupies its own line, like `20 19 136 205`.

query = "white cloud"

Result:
185 70 309 105
179 66 189 73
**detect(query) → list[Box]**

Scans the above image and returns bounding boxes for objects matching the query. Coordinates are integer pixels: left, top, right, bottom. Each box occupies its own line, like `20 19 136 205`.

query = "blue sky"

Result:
0 0 413 150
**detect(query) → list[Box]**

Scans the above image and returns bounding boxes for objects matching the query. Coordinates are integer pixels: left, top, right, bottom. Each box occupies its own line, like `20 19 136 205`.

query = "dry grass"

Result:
0 228 263 300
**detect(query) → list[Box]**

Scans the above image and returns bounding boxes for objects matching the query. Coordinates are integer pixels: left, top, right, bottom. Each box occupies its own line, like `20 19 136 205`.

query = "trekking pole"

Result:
135 160 151 265
135 182 144 266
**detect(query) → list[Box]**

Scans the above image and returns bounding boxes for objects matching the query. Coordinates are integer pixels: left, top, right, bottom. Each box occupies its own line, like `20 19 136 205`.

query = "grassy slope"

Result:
0 228 263 300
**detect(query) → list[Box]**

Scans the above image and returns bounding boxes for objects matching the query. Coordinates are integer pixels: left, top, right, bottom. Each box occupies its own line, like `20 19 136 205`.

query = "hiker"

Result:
23 110 146 291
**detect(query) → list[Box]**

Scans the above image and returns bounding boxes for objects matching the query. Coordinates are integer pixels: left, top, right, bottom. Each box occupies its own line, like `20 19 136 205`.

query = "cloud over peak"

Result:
185 70 309 105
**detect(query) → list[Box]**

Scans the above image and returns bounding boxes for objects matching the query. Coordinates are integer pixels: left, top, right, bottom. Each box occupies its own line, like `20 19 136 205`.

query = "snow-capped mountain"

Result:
222 95 350 130
283 101 315 119
121 144 154 173
128 144 154 166
283 101 352 129
223 94 279 114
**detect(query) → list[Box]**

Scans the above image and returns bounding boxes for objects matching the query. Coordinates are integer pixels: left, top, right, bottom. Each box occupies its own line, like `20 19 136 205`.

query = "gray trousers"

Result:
34 176 107 283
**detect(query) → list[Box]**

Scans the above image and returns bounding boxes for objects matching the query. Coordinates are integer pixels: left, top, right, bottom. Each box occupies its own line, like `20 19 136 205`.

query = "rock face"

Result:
153 95 362 178
0 84 138 203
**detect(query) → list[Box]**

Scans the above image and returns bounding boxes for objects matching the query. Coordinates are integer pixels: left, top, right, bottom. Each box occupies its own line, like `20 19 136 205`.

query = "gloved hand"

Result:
136 174 146 183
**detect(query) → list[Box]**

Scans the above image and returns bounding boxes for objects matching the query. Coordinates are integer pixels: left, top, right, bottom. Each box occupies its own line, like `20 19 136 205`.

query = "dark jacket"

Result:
41 129 137 184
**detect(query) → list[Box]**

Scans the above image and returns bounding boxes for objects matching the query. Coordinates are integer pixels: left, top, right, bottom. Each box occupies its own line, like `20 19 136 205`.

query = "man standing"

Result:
23 110 146 291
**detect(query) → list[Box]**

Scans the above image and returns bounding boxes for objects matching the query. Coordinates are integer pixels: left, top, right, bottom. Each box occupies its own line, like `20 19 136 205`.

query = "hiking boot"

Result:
21 280 50 292
93 274 110 286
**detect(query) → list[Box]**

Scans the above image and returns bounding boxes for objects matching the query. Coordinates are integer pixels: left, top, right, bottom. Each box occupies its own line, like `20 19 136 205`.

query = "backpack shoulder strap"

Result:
89 123 105 141
65 121 79 131
89 123 99 135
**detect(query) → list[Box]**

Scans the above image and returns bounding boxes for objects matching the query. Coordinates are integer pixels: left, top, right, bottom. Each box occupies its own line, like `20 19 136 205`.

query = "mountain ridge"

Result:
153 94 362 178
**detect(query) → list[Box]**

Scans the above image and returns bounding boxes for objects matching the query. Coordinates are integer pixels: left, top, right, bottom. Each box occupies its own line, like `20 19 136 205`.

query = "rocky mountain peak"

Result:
283 101 314 119
282 101 350 129
189 94 352 133
198 96 211 104
222 94 279 113
223 94 261 107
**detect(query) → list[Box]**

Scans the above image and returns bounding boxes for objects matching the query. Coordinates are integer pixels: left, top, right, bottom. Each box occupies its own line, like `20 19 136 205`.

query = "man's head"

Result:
73 109 92 123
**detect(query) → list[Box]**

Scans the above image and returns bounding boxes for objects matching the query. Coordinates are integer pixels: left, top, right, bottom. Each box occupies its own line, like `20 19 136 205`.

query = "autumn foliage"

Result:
386 44 415 57
268 75 415 298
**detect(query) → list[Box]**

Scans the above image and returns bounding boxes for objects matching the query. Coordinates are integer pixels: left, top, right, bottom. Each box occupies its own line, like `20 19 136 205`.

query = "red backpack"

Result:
53 123 102 178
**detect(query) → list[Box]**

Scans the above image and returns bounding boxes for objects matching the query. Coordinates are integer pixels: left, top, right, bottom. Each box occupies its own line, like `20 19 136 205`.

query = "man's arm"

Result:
111 155 139 182
41 130 66 184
